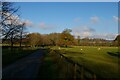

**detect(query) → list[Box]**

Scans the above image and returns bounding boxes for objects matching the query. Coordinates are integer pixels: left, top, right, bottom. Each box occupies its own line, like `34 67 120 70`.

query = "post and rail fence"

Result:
52 49 102 80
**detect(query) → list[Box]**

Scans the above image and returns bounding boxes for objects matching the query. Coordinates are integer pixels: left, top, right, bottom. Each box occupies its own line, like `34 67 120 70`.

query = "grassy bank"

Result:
2 47 39 68
38 49 75 80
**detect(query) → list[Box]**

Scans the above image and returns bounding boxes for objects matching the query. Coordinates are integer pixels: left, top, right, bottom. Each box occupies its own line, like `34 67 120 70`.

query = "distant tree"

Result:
81 37 90 46
41 34 51 46
114 35 120 46
62 28 72 34
59 29 74 47
48 33 61 46
114 35 120 41
77 36 80 46
27 33 42 47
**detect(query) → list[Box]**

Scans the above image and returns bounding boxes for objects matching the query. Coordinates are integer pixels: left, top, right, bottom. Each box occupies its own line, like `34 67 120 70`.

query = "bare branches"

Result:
0 7 19 24
1 2 26 48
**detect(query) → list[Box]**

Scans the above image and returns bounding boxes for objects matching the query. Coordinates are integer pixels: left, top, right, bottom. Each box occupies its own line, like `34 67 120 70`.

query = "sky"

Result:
14 2 118 40
5 0 120 2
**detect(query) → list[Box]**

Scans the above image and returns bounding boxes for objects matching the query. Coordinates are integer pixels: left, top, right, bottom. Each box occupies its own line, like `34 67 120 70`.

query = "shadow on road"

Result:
2 48 49 80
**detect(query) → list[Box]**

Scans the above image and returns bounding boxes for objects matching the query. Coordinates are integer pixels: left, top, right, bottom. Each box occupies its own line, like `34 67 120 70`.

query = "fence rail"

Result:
53 49 102 80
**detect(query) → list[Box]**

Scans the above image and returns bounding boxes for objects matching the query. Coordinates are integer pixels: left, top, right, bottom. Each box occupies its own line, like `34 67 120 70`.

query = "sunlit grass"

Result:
56 46 119 78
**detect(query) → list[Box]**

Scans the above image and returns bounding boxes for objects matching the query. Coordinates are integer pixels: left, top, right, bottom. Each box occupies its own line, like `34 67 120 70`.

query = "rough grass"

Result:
38 49 75 80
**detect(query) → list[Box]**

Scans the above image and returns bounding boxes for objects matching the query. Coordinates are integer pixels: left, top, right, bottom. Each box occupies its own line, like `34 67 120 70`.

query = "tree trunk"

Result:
20 26 23 48
11 32 13 51
65 45 67 48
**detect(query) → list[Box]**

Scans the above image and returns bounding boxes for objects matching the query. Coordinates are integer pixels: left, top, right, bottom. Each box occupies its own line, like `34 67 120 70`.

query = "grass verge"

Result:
38 49 75 80
2 47 39 68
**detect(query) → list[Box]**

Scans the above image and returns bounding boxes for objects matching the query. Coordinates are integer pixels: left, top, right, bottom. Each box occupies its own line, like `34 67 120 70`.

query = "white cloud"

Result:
2 12 20 25
2 12 19 21
90 16 99 23
2 12 33 27
90 33 118 40
23 20 33 27
113 16 120 22
73 18 80 22
39 22 46 29
72 26 117 40
39 22 56 30
72 26 95 38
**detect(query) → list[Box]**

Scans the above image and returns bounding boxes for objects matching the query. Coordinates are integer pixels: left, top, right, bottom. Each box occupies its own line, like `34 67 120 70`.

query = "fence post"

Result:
74 63 76 80
93 74 96 80
80 66 84 80
60 55 62 59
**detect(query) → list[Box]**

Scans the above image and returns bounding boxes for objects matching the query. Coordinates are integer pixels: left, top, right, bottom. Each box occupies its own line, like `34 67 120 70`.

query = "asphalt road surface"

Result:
2 49 46 80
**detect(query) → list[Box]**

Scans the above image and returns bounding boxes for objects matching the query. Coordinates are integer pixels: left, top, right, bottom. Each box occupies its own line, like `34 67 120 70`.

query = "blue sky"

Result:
15 2 118 40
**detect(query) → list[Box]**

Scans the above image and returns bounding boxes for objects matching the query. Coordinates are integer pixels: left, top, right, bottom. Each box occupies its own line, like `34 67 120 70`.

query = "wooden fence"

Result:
53 49 102 80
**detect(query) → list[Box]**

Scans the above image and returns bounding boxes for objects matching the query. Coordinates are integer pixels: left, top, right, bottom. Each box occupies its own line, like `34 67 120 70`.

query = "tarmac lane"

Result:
2 49 46 80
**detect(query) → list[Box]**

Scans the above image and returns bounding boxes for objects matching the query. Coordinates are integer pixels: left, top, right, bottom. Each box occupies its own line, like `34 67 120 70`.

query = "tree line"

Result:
24 32 119 47
1 2 119 48
2 28 119 47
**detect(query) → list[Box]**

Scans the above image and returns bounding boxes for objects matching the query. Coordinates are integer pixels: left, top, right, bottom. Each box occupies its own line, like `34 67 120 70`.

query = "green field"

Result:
2 46 119 79
50 46 119 79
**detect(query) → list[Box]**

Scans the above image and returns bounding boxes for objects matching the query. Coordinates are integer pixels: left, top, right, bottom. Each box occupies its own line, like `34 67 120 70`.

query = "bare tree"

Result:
1 2 18 43
18 22 27 47
1 2 26 49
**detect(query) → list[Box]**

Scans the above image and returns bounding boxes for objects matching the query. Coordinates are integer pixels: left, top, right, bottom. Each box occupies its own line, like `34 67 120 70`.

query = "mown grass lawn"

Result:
54 46 119 78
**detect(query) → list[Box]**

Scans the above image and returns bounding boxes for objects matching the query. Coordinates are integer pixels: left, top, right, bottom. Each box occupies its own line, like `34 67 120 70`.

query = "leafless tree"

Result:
1 2 26 48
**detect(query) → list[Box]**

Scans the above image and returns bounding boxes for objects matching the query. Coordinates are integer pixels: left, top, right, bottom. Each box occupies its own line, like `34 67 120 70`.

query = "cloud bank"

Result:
73 18 80 22
72 26 117 40
38 22 56 30
90 16 99 23
72 26 95 38
113 16 120 22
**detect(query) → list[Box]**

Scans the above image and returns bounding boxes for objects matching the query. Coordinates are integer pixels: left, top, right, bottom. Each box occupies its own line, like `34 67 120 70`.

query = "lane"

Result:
2 49 45 80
